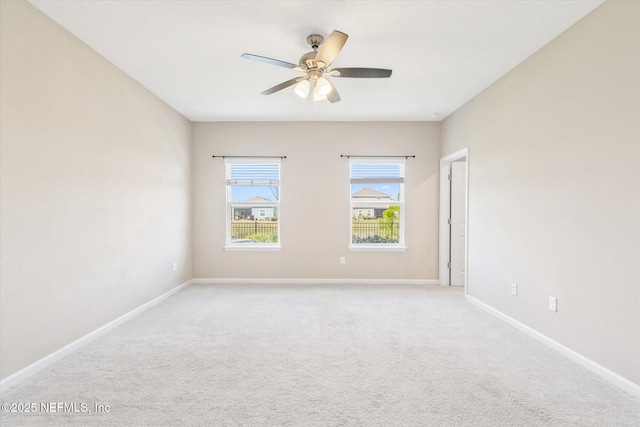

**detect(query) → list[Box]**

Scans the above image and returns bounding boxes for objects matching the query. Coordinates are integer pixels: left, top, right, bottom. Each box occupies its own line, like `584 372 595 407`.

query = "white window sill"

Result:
349 245 407 252
224 245 281 251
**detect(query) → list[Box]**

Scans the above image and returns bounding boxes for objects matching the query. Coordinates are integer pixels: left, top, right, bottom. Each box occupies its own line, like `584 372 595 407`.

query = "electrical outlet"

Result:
172 262 177 272
511 283 518 296
549 296 557 312
340 256 346 265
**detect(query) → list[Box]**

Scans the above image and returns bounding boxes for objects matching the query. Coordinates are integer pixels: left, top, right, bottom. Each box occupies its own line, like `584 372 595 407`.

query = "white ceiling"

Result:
29 0 604 122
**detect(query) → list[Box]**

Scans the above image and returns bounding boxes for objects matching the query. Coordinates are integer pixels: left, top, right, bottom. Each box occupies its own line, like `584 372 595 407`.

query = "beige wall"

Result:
193 122 439 280
0 1 192 379
441 0 640 384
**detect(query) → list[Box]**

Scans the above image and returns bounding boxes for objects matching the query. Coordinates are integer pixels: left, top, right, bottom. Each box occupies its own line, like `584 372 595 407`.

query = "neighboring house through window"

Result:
350 159 405 250
225 158 281 249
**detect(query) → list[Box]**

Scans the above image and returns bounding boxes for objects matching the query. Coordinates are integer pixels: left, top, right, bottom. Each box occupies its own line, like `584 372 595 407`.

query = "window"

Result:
350 159 405 250
225 159 280 249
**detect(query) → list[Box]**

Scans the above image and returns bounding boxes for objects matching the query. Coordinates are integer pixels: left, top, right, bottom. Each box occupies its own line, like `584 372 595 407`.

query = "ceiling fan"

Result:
241 30 392 103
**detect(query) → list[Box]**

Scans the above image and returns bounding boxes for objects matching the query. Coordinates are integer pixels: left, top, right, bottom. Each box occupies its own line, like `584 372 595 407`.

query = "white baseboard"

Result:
466 295 640 399
0 279 193 393
191 278 439 286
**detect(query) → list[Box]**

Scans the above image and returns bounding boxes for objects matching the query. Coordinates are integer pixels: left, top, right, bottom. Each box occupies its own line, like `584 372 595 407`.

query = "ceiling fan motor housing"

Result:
300 34 325 70
299 51 317 70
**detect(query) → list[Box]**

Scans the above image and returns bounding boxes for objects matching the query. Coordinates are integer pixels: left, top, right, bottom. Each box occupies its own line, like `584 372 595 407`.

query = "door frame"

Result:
439 148 469 294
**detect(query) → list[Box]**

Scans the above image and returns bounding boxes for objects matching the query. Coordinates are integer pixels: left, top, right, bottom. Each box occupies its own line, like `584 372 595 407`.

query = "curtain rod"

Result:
341 155 415 159
212 155 286 159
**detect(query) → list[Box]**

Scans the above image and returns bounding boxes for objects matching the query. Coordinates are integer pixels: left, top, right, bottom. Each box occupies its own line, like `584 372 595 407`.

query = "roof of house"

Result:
352 188 394 200
244 196 272 203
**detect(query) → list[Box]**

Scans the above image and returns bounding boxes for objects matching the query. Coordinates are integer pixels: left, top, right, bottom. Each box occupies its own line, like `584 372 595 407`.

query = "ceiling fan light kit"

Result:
242 30 392 104
315 77 331 95
312 83 327 102
294 79 310 98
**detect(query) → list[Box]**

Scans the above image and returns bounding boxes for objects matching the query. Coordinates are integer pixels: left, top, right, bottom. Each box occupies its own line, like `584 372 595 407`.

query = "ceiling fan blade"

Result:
242 53 299 69
330 68 393 78
261 77 305 95
326 80 341 103
315 30 348 67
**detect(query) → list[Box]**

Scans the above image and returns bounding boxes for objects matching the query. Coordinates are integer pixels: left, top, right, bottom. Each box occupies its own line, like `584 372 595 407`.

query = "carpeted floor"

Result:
1 283 639 426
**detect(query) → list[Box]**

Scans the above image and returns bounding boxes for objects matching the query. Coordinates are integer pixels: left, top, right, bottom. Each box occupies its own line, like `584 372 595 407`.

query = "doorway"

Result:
439 148 469 292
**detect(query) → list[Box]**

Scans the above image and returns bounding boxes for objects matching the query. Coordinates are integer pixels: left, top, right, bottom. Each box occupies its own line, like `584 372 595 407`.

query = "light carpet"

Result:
1 283 639 426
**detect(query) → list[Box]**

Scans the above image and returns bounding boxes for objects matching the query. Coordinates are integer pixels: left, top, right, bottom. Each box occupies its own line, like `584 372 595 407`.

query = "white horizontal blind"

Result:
226 163 280 186
350 162 405 184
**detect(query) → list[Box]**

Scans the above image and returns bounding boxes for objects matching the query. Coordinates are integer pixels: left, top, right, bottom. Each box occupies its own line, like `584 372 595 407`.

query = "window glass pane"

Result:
231 206 278 243
352 203 400 244
226 160 280 246
350 161 403 246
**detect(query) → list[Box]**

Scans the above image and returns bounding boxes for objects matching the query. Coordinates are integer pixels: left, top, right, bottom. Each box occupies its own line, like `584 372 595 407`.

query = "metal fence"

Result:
231 221 278 240
230 220 399 243
352 221 399 243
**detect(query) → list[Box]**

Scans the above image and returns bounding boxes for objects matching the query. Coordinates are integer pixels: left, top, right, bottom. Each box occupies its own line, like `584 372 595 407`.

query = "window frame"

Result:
224 158 281 251
349 158 406 251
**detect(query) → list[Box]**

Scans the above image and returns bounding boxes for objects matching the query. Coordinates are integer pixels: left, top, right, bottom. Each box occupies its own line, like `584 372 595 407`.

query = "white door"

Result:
450 161 466 286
